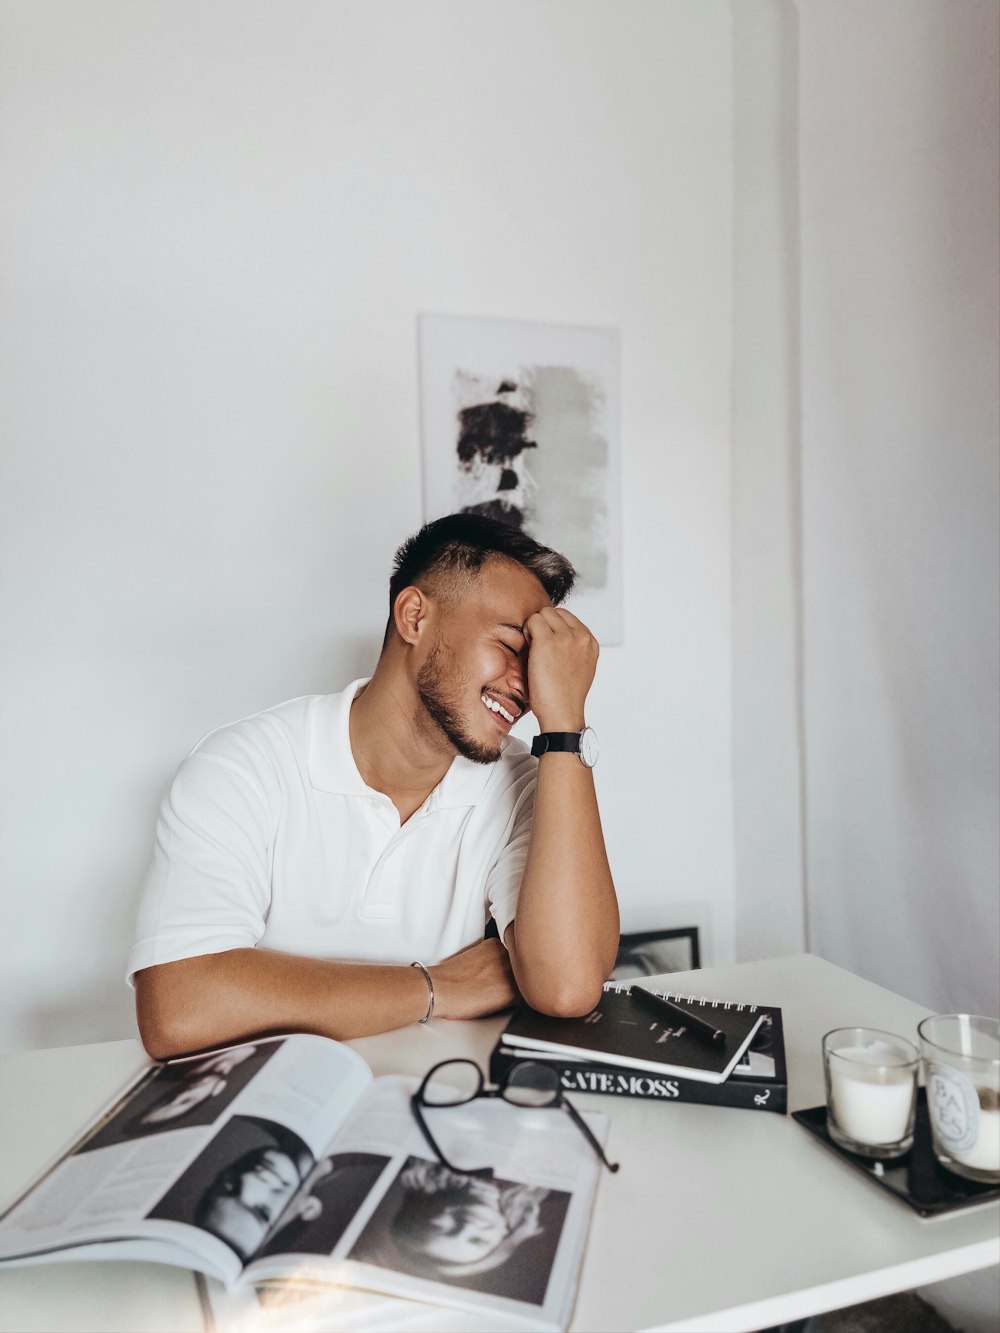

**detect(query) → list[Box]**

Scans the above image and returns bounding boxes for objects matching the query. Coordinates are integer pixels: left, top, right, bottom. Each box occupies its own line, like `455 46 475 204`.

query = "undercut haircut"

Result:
388 514 576 625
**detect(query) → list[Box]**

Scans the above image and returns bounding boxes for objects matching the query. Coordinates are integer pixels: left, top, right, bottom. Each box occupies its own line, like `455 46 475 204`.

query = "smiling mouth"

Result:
481 692 518 726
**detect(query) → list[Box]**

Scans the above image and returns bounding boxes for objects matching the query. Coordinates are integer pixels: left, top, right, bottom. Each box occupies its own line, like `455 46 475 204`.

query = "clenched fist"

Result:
524 607 599 732
429 938 519 1020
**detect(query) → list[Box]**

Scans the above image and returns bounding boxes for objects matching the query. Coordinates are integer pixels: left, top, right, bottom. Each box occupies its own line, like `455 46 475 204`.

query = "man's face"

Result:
419 1197 509 1264
141 1074 224 1124
401 1176 509 1267
201 1147 302 1259
416 558 551 765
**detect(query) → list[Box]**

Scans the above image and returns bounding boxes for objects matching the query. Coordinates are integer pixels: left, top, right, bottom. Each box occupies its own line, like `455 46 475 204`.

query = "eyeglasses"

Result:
410 1058 620 1178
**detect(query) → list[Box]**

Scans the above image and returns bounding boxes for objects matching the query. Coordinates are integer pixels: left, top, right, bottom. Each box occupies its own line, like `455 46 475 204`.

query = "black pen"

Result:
630 987 726 1047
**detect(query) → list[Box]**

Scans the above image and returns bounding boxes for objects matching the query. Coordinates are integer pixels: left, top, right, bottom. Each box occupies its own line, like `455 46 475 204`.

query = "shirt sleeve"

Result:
126 727 279 983
484 755 537 944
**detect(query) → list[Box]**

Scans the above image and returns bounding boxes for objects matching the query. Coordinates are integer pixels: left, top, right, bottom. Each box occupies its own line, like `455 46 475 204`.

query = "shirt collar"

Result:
308 678 502 808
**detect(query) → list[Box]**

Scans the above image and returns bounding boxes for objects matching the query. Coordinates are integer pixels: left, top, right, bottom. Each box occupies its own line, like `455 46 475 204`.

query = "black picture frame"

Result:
611 927 701 981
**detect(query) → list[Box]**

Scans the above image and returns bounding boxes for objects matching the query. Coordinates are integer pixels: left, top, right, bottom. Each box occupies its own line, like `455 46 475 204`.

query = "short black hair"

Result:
388 513 576 614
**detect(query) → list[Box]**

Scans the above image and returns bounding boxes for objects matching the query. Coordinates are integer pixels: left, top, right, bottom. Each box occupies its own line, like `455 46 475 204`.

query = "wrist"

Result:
533 715 586 733
532 724 599 768
425 962 451 1021
409 961 435 1023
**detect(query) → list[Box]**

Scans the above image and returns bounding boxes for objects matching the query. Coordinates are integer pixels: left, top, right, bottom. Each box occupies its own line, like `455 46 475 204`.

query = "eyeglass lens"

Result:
419 1059 483 1107
502 1061 561 1108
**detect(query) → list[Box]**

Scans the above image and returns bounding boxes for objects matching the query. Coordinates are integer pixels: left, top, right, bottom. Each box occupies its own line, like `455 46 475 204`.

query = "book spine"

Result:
490 1047 787 1114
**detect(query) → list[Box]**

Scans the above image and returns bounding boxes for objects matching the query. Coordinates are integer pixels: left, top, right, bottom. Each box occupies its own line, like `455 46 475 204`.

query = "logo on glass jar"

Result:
927 1063 980 1152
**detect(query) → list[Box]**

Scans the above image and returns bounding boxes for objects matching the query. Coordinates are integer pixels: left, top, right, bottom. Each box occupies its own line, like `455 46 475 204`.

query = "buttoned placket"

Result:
359 794 440 920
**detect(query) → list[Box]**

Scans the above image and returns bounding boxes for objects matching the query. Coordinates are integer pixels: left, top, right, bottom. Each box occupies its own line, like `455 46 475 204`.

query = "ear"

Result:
392 585 433 646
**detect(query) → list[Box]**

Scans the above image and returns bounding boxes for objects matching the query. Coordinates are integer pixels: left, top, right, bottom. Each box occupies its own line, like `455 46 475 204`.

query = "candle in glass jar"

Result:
949 1106 1000 1172
919 1014 1000 1183
829 1047 915 1145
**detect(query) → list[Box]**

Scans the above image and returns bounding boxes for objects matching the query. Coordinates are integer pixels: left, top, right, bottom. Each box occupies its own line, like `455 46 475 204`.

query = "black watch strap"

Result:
533 726 598 766
531 732 582 757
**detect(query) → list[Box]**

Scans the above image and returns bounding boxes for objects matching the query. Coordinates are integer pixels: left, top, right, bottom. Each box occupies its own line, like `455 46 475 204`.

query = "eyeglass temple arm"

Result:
410 1094 452 1167
559 1094 620 1173
409 1093 494 1179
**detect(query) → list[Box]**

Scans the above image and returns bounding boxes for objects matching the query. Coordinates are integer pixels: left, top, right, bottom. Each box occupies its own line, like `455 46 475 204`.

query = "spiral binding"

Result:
602 980 757 1012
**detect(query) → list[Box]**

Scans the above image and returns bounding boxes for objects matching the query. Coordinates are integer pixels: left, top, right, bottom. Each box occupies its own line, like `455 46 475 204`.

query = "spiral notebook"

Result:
501 983 767 1084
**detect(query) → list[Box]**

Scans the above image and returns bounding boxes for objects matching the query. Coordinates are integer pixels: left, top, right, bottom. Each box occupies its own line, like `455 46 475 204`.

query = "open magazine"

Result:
0 1035 608 1331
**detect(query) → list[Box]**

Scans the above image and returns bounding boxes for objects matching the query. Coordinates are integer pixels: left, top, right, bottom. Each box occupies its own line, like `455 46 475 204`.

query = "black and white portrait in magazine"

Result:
347 1156 571 1305
78 1042 281 1153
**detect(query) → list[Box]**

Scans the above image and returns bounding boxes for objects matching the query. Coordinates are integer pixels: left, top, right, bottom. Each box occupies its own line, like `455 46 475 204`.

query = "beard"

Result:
416 639 502 766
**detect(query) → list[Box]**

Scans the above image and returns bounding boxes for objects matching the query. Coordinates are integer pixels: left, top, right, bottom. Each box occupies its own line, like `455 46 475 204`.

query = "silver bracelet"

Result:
410 960 435 1023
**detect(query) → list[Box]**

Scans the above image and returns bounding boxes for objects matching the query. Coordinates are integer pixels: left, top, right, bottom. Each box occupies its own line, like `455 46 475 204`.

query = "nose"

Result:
507 651 529 710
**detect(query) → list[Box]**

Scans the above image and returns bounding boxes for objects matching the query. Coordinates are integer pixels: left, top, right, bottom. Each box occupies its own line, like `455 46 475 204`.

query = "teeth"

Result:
481 694 515 724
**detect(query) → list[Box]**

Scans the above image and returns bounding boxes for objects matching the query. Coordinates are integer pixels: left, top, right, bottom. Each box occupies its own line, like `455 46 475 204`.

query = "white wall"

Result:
798 0 1000 1017
0 0 737 1049
731 0 807 962
728 0 999 1020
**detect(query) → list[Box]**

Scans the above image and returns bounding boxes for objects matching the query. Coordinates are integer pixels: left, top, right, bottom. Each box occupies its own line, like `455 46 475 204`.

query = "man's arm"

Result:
503 607 619 1017
135 937 517 1059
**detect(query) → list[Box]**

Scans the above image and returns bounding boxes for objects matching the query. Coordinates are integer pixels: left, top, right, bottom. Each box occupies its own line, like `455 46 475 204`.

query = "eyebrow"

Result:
499 622 526 638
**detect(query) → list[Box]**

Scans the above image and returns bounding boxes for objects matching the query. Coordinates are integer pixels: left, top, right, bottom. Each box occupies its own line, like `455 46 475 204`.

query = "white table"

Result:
1 954 997 1332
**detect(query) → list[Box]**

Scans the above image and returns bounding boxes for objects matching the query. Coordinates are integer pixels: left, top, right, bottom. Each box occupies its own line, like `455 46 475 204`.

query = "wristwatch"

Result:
531 727 599 768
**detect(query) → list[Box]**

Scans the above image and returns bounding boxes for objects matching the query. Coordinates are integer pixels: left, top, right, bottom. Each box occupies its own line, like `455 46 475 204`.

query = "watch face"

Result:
579 727 598 767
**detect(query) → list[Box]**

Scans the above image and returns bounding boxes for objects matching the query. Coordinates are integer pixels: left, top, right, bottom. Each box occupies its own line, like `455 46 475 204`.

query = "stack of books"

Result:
490 982 788 1114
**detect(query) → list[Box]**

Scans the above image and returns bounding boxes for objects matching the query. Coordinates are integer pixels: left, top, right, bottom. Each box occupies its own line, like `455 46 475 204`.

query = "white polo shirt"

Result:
127 681 537 981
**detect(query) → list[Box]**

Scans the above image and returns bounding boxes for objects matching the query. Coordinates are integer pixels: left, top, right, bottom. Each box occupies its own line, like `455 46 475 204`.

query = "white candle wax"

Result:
949 1107 1000 1172
829 1047 914 1145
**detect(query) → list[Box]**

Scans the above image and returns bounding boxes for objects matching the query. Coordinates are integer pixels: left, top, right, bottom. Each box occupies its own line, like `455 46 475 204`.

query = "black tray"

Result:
793 1089 1000 1218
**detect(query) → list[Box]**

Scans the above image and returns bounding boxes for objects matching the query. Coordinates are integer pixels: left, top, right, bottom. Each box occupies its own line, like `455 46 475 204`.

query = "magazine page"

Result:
0 1035 372 1286
246 1074 608 1332
200 1273 526 1333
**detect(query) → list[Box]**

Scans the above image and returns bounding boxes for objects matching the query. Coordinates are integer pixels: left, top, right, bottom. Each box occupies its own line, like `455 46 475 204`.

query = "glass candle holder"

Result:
918 1014 1000 1184
823 1028 919 1159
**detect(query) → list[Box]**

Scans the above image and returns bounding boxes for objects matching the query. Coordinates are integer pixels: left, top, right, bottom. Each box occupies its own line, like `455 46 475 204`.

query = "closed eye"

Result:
498 623 527 651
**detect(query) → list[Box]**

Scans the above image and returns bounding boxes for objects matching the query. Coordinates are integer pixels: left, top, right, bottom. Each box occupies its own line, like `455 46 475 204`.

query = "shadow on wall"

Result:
22 634 383 1053
22 836 152 1051
25 981 139 1051
317 635 382 693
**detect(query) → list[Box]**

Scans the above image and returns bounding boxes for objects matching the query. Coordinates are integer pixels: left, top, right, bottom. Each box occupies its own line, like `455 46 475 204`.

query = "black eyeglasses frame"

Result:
410 1057 620 1178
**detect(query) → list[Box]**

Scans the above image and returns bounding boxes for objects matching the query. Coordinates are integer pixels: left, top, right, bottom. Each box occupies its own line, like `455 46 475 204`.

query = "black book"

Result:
490 1004 787 1113
501 983 767 1084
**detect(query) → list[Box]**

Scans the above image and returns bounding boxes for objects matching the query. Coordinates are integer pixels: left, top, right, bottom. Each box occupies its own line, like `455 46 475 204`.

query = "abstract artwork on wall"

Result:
418 314 622 643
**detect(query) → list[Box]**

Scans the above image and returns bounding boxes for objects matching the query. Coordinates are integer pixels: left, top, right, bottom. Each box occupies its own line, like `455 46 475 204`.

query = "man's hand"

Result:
429 938 519 1020
523 607 599 731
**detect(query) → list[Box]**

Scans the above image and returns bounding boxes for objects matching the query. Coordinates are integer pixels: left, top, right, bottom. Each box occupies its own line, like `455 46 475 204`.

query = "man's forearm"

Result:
134 950 430 1057
134 936 519 1059
505 754 619 1016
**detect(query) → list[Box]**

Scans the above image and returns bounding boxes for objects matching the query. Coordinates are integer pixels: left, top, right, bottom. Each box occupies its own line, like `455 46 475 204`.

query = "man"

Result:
191 1128 313 1261
137 1046 260 1126
130 514 618 1058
